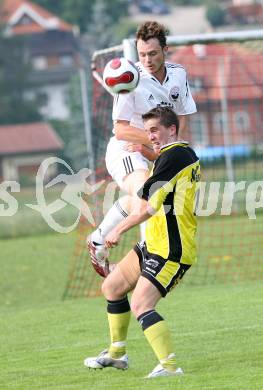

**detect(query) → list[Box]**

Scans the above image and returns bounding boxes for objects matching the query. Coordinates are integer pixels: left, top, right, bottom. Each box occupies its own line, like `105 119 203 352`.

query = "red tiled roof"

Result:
170 44 263 103
0 122 63 155
0 0 74 34
227 4 263 23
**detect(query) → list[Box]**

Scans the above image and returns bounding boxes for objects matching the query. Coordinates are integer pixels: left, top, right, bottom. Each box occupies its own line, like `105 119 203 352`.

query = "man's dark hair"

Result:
142 107 180 135
136 21 168 48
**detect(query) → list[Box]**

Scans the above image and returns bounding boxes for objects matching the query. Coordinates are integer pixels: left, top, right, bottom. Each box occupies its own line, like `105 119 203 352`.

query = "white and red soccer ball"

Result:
103 57 140 94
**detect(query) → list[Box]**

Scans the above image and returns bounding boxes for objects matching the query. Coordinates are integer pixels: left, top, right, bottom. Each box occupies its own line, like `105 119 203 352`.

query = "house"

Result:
0 0 80 120
232 0 262 5
0 122 63 182
170 44 263 149
226 0 263 25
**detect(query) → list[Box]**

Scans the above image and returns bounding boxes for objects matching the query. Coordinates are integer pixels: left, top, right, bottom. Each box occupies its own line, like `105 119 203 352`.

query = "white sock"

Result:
91 200 128 244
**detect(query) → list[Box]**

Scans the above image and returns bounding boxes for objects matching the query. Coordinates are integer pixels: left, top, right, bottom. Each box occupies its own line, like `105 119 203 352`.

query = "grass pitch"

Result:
0 233 263 389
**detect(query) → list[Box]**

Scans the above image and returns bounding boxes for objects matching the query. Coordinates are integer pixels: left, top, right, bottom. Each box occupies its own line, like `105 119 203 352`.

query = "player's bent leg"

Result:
87 168 149 275
84 250 140 371
131 276 183 378
121 169 149 240
121 168 149 197
101 251 138 301
88 142 149 272
113 169 149 218
130 275 162 318
87 194 132 277
84 263 131 370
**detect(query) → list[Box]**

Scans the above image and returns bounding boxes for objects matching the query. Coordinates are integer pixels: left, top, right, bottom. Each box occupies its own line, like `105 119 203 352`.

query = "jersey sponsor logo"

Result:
146 266 156 274
169 86 180 101
145 258 159 268
166 62 185 70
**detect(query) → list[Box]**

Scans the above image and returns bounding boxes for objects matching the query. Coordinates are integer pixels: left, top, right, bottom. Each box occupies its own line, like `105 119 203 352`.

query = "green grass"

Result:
0 233 75 308
0 233 263 389
0 186 80 239
1 282 262 389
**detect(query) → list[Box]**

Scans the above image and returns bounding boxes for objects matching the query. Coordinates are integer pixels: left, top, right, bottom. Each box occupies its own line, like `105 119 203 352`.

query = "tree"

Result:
65 0 121 171
206 3 226 27
0 31 43 124
50 119 72 165
33 0 130 170
172 0 203 4
34 0 128 33
65 73 90 171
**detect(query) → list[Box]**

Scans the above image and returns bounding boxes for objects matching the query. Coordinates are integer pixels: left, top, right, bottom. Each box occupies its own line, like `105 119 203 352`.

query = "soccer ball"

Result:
103 57 140 94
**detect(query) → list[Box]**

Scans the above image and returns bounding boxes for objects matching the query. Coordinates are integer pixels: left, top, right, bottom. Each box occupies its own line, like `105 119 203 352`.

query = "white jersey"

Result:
106 61 197 187
112 61 197 130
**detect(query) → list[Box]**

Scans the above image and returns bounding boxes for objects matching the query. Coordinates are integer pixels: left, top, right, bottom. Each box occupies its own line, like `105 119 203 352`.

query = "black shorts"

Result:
134 241 191 297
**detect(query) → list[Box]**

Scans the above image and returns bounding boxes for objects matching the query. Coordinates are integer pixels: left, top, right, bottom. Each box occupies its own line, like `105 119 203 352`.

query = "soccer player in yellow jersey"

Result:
84 107 201 378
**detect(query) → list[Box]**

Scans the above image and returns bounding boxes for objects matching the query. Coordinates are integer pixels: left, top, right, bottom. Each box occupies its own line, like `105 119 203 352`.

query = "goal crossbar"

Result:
92 28 263 86
92 29 263 60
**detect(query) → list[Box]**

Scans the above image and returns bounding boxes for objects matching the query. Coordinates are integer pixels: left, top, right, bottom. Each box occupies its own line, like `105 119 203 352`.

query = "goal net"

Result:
63 30 263 299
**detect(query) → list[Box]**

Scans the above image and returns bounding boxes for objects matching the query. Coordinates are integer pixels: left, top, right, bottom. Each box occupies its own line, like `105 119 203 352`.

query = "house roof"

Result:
227 3 263 23
0 0 76 35
0 122 63 155
170 44 263 103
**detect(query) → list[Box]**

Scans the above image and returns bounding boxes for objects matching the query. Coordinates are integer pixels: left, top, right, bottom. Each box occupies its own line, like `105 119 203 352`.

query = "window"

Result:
190 113 209 147
189 78 203 93
255 110 262 129
60 55 73 67
32 56 47 70
234 111 250 133
213 112 224 133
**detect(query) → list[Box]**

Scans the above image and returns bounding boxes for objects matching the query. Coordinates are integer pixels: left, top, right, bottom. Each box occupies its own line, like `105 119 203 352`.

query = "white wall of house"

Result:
39 83 70 120
2 158 19 181
1 154 57 182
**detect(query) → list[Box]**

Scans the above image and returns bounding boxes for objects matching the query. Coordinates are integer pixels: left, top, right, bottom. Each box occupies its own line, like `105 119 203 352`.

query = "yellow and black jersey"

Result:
137 142 201 265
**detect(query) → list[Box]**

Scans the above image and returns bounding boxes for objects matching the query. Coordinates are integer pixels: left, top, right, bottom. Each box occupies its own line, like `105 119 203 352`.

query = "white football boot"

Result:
146 363 183 378
84 349 128 370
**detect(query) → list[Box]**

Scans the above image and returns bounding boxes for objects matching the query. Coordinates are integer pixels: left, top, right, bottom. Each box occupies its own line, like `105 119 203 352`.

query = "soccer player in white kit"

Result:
88 21 197 277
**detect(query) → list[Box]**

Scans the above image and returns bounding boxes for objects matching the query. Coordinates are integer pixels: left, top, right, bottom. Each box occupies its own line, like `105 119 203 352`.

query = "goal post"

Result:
63 29 263 299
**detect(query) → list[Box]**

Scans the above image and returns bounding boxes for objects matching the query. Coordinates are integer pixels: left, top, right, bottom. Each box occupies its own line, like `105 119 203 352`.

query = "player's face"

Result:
137 38 168 82
144 118 176 152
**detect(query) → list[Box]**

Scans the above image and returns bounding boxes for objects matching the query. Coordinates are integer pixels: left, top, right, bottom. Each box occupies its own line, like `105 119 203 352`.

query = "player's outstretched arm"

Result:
125 143 159 161
105 199 154 248
141 144 160 161
114 120 152 145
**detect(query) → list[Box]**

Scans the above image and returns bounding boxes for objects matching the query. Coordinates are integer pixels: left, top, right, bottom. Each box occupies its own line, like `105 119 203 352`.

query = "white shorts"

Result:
105 136 149 188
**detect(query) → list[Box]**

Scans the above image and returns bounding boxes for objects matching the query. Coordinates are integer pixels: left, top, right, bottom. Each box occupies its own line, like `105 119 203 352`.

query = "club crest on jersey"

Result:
169 86 180 101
